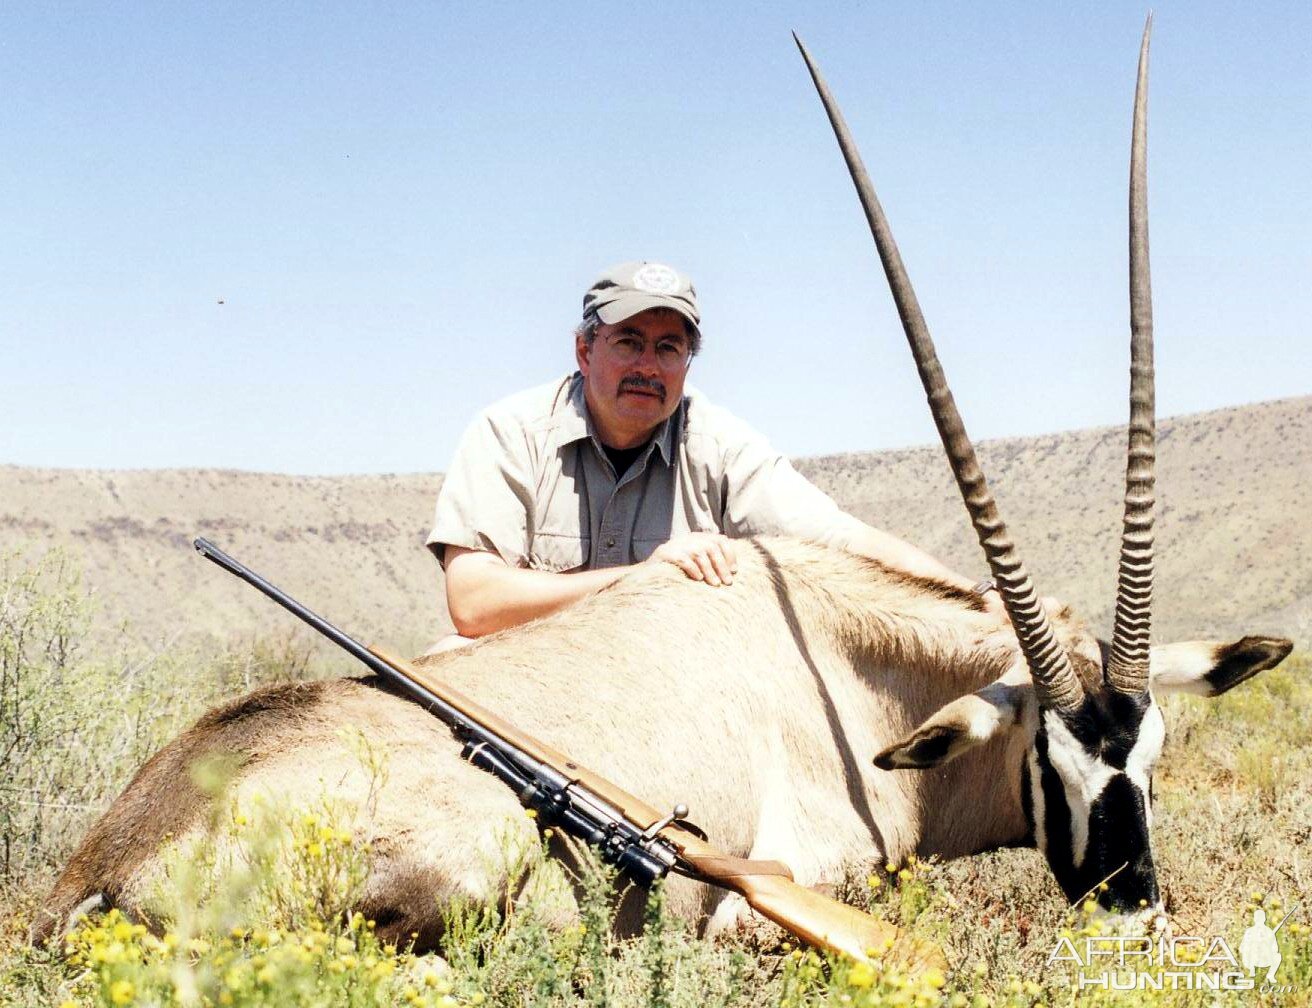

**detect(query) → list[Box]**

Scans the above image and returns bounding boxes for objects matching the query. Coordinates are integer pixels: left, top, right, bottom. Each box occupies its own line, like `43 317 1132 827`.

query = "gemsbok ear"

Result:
1149 636 1293 698
874 679 1033 770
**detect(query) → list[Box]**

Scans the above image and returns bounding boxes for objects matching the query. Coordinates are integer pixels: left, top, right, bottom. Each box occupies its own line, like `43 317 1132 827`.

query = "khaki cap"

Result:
582 261 700 332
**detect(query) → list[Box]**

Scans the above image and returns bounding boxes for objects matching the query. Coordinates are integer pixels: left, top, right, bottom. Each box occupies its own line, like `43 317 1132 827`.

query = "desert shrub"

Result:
0 549 313 893
1 548 92 885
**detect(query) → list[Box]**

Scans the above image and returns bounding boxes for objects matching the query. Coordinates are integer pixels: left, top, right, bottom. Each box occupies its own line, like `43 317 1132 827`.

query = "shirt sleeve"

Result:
427 409 534 569
714 414 868 550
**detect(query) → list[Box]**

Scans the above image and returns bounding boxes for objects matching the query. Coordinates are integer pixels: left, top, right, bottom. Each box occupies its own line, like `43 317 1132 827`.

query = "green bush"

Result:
0 548 312 892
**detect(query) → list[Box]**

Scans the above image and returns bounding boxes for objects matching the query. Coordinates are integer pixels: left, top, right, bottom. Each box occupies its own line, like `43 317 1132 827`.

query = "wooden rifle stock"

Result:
370 647 939 968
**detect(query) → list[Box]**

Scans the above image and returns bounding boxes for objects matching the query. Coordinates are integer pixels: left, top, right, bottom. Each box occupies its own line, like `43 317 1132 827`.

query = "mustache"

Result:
618 375 666 401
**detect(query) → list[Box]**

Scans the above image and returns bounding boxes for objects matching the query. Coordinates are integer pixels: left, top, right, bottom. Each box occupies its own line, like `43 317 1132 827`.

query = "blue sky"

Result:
3 2 1308 474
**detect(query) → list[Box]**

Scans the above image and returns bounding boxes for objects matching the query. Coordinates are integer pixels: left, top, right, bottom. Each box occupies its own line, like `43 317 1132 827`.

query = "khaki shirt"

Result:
428 373 867 571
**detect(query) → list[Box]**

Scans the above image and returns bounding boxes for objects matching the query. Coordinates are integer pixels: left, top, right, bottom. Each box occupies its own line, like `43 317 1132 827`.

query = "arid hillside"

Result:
0 470 445 659
2 395 1306 657
796 395 1308 647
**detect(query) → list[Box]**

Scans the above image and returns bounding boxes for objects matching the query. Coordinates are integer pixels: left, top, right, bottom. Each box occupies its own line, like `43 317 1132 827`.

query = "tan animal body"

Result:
35 24 1295 949
32 539 1288 948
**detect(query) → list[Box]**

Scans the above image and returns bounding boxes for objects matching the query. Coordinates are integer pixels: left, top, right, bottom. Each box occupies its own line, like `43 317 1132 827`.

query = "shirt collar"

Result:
558 371 680 466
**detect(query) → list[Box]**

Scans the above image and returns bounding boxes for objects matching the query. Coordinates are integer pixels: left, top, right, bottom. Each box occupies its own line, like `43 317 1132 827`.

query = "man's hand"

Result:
646 532 739 587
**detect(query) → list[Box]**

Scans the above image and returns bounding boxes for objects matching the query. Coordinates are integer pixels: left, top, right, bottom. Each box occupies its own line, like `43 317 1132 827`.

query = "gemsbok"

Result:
33 23 1292 951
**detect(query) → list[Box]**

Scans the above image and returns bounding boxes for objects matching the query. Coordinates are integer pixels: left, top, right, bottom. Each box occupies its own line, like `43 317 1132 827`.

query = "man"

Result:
428 260 1002 643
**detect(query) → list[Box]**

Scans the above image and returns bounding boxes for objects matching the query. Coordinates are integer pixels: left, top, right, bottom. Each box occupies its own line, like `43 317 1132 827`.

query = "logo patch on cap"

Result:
631 263 681 295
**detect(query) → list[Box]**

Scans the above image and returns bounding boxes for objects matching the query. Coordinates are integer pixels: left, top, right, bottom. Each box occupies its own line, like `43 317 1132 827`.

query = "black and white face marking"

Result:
1026 690 1165 912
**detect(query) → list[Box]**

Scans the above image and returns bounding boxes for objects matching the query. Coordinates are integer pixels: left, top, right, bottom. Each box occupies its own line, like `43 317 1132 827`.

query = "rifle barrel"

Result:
195 537 381 671
192 538 546 783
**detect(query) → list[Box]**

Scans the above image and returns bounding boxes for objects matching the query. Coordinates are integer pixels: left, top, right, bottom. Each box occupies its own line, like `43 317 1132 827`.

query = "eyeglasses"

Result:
604 334 691 369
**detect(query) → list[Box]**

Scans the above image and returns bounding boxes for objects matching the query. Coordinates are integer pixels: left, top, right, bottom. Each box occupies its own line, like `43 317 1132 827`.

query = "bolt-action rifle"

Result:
194 537 931 966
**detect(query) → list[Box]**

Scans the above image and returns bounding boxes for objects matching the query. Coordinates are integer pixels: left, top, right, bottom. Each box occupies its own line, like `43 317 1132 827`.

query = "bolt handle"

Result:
641 803 691 842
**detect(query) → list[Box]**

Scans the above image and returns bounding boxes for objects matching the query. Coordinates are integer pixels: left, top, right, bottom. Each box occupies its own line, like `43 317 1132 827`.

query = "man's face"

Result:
575 307 693 449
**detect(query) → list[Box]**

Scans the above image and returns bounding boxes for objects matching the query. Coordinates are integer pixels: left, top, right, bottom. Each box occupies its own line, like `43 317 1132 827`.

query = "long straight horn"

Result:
793 33 1084 713
1105 18 1155 695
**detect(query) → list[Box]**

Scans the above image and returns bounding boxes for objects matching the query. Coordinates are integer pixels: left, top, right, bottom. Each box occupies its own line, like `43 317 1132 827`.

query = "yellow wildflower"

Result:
848 961 876 988
109 980 134 1005
922 967 946 989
